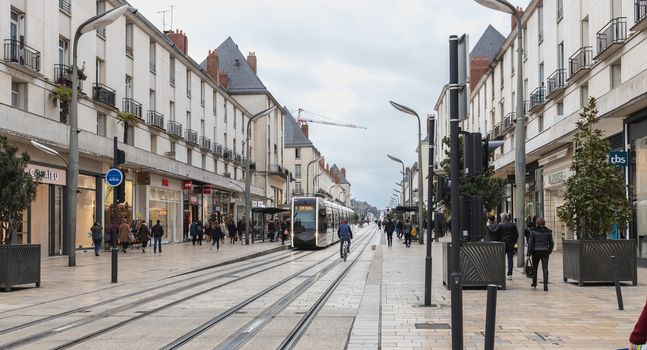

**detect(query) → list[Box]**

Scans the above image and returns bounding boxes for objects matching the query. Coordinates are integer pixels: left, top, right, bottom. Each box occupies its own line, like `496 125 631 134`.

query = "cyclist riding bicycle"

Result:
338 220 353 259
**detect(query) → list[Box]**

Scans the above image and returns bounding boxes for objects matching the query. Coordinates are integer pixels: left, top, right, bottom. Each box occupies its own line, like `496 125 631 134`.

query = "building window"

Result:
295 164 301 178
186 111 191 130
295 182 302 194
510 43 515 76
557 101 564 115
169 56 175 86
151 134 157 154
538 115 544 133
214 159 218 174
125 75 133 99
58 38 69 66
96 1 106 38
522 27 528 61
125 23 133 57
241 113 244 132
187 149 192 166
581 85 589 108
212 92 217 115
59 0 71 14
224 100 228 122
557 0 563 21
234 107 237 129
200 80 205 107
295 148 301 159
11 81 19 109
611 63 622 89
186 69 191 97
500 63 504 89
538 6 544 43
149 41 156 73
202 154 206 170
97 113 107 136
169 101 175 120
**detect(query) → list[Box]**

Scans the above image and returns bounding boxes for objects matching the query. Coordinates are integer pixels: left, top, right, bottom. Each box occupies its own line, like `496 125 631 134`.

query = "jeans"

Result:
531 251 550 286
93 238 102 255
386 232 393 246
153 236 162 253
340 238 351 257
505 246 515 275
211 236 219 250
404 233 411 247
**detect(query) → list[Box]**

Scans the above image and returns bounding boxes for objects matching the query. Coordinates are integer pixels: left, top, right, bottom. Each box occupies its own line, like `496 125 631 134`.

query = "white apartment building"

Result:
1 0 286 255
459 0 647 260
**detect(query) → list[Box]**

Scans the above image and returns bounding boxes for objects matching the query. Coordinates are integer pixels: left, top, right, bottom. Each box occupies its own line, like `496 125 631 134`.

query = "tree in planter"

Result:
438 136 505 212
0 136 39 244
116 112 139 144
557 97 631 240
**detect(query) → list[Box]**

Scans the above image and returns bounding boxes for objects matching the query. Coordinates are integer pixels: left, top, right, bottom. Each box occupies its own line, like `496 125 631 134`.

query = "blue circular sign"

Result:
105 168 124 187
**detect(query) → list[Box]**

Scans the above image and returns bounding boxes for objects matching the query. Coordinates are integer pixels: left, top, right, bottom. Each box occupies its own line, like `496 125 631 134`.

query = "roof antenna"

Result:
157 9 170 31
169 4 175 31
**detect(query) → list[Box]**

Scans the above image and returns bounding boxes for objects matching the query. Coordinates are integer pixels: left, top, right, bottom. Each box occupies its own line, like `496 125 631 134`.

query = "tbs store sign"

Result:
609 151 628 167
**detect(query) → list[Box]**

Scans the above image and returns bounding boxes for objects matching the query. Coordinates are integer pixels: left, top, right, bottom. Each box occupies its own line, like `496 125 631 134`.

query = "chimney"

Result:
247 52 257 74
341 168 346 177
319 157 324 169
326 164 330 174
166 29 188 55
511 7 525 31
470 56 490 90
206 49 220 82
218 72 229 89
301 123 309 138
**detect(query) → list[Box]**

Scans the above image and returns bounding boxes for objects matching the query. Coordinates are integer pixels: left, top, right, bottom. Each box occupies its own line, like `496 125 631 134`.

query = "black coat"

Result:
498 221 519 247
485 223 500 242
528 226 554 253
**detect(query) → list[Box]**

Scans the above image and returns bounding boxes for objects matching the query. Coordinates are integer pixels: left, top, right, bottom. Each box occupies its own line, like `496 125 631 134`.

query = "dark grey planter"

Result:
563 240 637 286
442 241 506 290
0 244 41 292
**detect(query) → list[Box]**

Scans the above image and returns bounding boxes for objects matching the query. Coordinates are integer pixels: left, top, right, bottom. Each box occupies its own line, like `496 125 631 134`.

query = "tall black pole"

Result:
111 137 118 283
424 116 435 307
449 35 463 349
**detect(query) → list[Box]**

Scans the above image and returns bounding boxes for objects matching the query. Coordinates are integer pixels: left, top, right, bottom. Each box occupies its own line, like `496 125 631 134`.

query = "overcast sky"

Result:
130 0 524 209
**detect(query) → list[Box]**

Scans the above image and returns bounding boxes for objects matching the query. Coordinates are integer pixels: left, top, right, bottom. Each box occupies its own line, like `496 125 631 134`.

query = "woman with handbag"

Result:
527 218 554 291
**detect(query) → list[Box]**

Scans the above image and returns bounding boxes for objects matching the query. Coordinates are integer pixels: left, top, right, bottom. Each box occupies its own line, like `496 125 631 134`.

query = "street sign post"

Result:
105 168 124 187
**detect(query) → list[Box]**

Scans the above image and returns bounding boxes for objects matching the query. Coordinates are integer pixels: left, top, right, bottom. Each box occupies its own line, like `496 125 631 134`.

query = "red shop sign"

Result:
189 194 199 204
161 178 169 187
183 181 193 190
203 186 212 194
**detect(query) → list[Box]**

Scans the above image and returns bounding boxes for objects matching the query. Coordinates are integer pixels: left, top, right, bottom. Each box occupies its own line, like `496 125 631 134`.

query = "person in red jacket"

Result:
630 301 647 349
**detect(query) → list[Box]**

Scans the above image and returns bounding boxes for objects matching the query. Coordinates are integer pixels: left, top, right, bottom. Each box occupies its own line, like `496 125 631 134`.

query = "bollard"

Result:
611 256 624 310
111 247 118 283
484 284 498 350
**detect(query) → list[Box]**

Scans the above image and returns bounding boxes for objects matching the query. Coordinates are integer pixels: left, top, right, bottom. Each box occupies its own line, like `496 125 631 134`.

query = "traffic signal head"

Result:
464 132 504 177
115 182 126 203
116 149 126 165
483 139 504 173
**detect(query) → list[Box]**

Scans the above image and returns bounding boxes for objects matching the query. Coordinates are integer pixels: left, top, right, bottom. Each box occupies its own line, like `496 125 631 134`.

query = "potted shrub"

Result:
557 97 636 286
0 136 41 291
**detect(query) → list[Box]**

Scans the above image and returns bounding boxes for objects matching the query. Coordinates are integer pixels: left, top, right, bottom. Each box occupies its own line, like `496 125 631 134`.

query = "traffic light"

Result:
483 138 504 174
463 132 504 177
116 149 125 165
435 176 450 203
115 182 125 203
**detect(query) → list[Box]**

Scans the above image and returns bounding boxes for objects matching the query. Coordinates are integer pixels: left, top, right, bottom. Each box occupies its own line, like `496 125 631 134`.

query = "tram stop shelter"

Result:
251 207 289 242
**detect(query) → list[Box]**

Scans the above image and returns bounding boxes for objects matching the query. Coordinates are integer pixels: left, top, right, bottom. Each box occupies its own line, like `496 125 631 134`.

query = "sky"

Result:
130 0 523 209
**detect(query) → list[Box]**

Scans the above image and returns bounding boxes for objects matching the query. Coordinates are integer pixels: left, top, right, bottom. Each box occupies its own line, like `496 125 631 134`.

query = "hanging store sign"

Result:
183 180 193 190
27 164 66 186
203 186 212 194
188 194 198 204
609 151 628 167
161 178 169 187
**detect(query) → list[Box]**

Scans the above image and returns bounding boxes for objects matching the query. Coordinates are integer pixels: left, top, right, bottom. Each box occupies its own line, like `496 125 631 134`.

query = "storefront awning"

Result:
251 207 289 214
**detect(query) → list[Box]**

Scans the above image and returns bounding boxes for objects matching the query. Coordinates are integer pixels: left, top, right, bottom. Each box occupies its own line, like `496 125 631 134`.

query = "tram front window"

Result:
293 201 316 233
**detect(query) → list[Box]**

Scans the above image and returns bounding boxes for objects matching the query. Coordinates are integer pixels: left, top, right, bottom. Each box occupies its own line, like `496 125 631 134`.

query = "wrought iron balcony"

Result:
168 120 182 138
96 27 105 39
199 136 211 150
523 100 531 116
235 154 243 164
223 148 233 159
92 83 116 107
546 69 566 98
596 17 627 60
633 0 647 31
213 143 223 155
4 39 41 72
126 45 133 57
494 123 503 139
59 0 70 13
150 61 156 74
122 98 142 118
529 86 546 112
503 112 515 132
568 47 593 81
147 110 164 130
185 129 198 145
54 64 83 90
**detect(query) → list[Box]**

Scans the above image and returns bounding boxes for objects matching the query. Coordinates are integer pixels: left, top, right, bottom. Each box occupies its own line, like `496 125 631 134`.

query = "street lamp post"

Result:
31 140 69 167
313 172 324 195
244 106 277 245
305 156 324 195
389 101 425 245
387 155 406 208
425 115 436 307
474 0 526 266
66 4 131 267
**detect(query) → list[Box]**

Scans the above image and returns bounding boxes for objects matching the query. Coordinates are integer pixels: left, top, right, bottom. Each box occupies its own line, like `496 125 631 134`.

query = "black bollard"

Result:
611 256 624 310
484 284 498 350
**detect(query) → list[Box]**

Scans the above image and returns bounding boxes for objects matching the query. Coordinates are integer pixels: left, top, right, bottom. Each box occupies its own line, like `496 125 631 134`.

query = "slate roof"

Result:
201 37 267 93
284 108 313 147
470 25 505 62
331 164 351 185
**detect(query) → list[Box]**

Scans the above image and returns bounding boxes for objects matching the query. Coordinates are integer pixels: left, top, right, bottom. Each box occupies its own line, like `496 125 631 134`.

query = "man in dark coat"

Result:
499 212 519 279
527 218 554 291
384 219 395 247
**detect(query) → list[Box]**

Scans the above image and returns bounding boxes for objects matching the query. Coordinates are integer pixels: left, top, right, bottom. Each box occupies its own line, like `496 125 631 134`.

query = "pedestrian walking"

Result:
281 218 290 245
118 219 130 253
403 219 412 247
190 220 198 245
484 215 500 242
527 217 554 291
498 213 519 279
152 220 164 253
629 300 647 349
384 218 395 247
196 220 204 245
237 217 246 245
377 220 382 230
211 220 222 251
90 222 103 256
228 219 237 244
268 219 276 241
138 222 150 253
396 219 403 240
220 220 228 244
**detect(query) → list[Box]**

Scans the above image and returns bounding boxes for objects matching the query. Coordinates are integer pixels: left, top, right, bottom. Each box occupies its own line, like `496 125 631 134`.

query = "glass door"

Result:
633 136 647 258
50 185 64 255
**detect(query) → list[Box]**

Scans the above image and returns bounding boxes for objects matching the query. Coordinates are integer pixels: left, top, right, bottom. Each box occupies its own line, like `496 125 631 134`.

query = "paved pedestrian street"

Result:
0 224 644 349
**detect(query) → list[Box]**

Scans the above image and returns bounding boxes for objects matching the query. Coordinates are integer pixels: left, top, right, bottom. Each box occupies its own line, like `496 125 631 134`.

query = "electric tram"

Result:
290 196 354 249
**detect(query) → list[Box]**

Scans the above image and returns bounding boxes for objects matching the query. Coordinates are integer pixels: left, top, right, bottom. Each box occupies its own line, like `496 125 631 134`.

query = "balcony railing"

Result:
213 143 223 155
235 154 243 164
568 46 593 79
596 17 627 58
168 120 182 138
147 110 164 130
122 98 142 118
92 83 116 107
546 69 566 97
523 100 531 116
494 123 503 138
126 45 133 57
4 39 41 72
635 0 647 27
529 87 546 110
185 129 198 145
96 27 105 39
150 61 156 74
59 0 70 13
199 136 211 150
54 64 83 90
503 112 515 131
223 148 233 159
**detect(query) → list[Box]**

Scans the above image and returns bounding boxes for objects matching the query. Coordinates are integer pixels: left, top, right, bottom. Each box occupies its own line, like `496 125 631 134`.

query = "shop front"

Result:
149 175 182 242
540 147 572 251
627 113 647 265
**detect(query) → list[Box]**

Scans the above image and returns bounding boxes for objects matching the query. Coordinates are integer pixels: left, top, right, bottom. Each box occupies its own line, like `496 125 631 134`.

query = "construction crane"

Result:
295 108 367 129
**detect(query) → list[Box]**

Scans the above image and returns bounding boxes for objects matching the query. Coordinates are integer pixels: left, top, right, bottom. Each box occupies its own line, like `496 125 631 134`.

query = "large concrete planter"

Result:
442 241 506 290
563 240 637 286
0 244 41 292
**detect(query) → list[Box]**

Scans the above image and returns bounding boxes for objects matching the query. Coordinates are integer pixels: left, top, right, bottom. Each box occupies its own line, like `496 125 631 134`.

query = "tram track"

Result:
0 249 313 349
165 226 378 350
